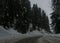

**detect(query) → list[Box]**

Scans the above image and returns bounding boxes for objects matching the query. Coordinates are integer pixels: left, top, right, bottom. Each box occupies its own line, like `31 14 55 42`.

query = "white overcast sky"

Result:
29 0 53 24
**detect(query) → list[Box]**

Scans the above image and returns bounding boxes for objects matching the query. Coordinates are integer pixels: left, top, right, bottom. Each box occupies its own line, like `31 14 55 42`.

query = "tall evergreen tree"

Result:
0 0 21 29
15 0 31 33
31 4 41 31
37 8 41 31
41 10 50 32
0 0 5 25
31 4 38 30
51 0 60 33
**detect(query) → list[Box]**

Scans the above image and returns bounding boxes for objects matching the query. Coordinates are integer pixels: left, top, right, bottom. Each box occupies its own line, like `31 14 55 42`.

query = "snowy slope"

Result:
0 32 42 43
8 28 21 35
0 26 60 43
0 26 11 37
0 26 42 43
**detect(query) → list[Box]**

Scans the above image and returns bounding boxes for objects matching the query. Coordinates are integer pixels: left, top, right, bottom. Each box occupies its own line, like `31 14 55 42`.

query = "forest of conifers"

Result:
1 0 59 34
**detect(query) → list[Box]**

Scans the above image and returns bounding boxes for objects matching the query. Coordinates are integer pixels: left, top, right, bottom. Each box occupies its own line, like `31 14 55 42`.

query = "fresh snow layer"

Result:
0 26 11 37
1 26 60 43
8 28 21 35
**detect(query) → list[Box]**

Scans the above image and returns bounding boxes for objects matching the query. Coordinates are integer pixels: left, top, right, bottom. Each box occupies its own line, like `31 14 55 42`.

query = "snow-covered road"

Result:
0 34 60 43
0 33 60 43
0 34 43 43
15 36 42 43
0 26 60 43
15 34 60 43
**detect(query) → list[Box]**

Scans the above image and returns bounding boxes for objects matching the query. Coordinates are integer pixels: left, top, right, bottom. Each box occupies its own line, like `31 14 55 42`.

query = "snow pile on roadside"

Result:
27 30 42 34
26 30 43 37
8 28 21 35
0 26 22 35
0 26 39 43
0 26 11 37
2 26 60 43
26 29 49 36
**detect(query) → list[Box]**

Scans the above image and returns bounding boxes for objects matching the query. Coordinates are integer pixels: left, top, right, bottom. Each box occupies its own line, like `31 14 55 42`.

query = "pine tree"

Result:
0 0 4 25
41 10 46 29
31 4 38 30
51 0 60 33
31 4 41 31
0 0 9 28
15 0 31 33
41 10 50 32
37 8 41 31
0 0 21 29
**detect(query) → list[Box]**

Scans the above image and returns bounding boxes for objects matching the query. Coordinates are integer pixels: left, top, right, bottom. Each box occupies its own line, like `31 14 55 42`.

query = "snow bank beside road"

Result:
0 26 43 43
1 26 60 43
0 33 42 43
1 32 60 43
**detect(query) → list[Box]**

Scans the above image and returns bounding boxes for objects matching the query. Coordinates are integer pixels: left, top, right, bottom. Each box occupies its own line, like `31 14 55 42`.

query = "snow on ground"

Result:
38 34 60 43
1 26 60 43
0 26 11 37
0 26 42 43
26 29 49 35
8 28 21 35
